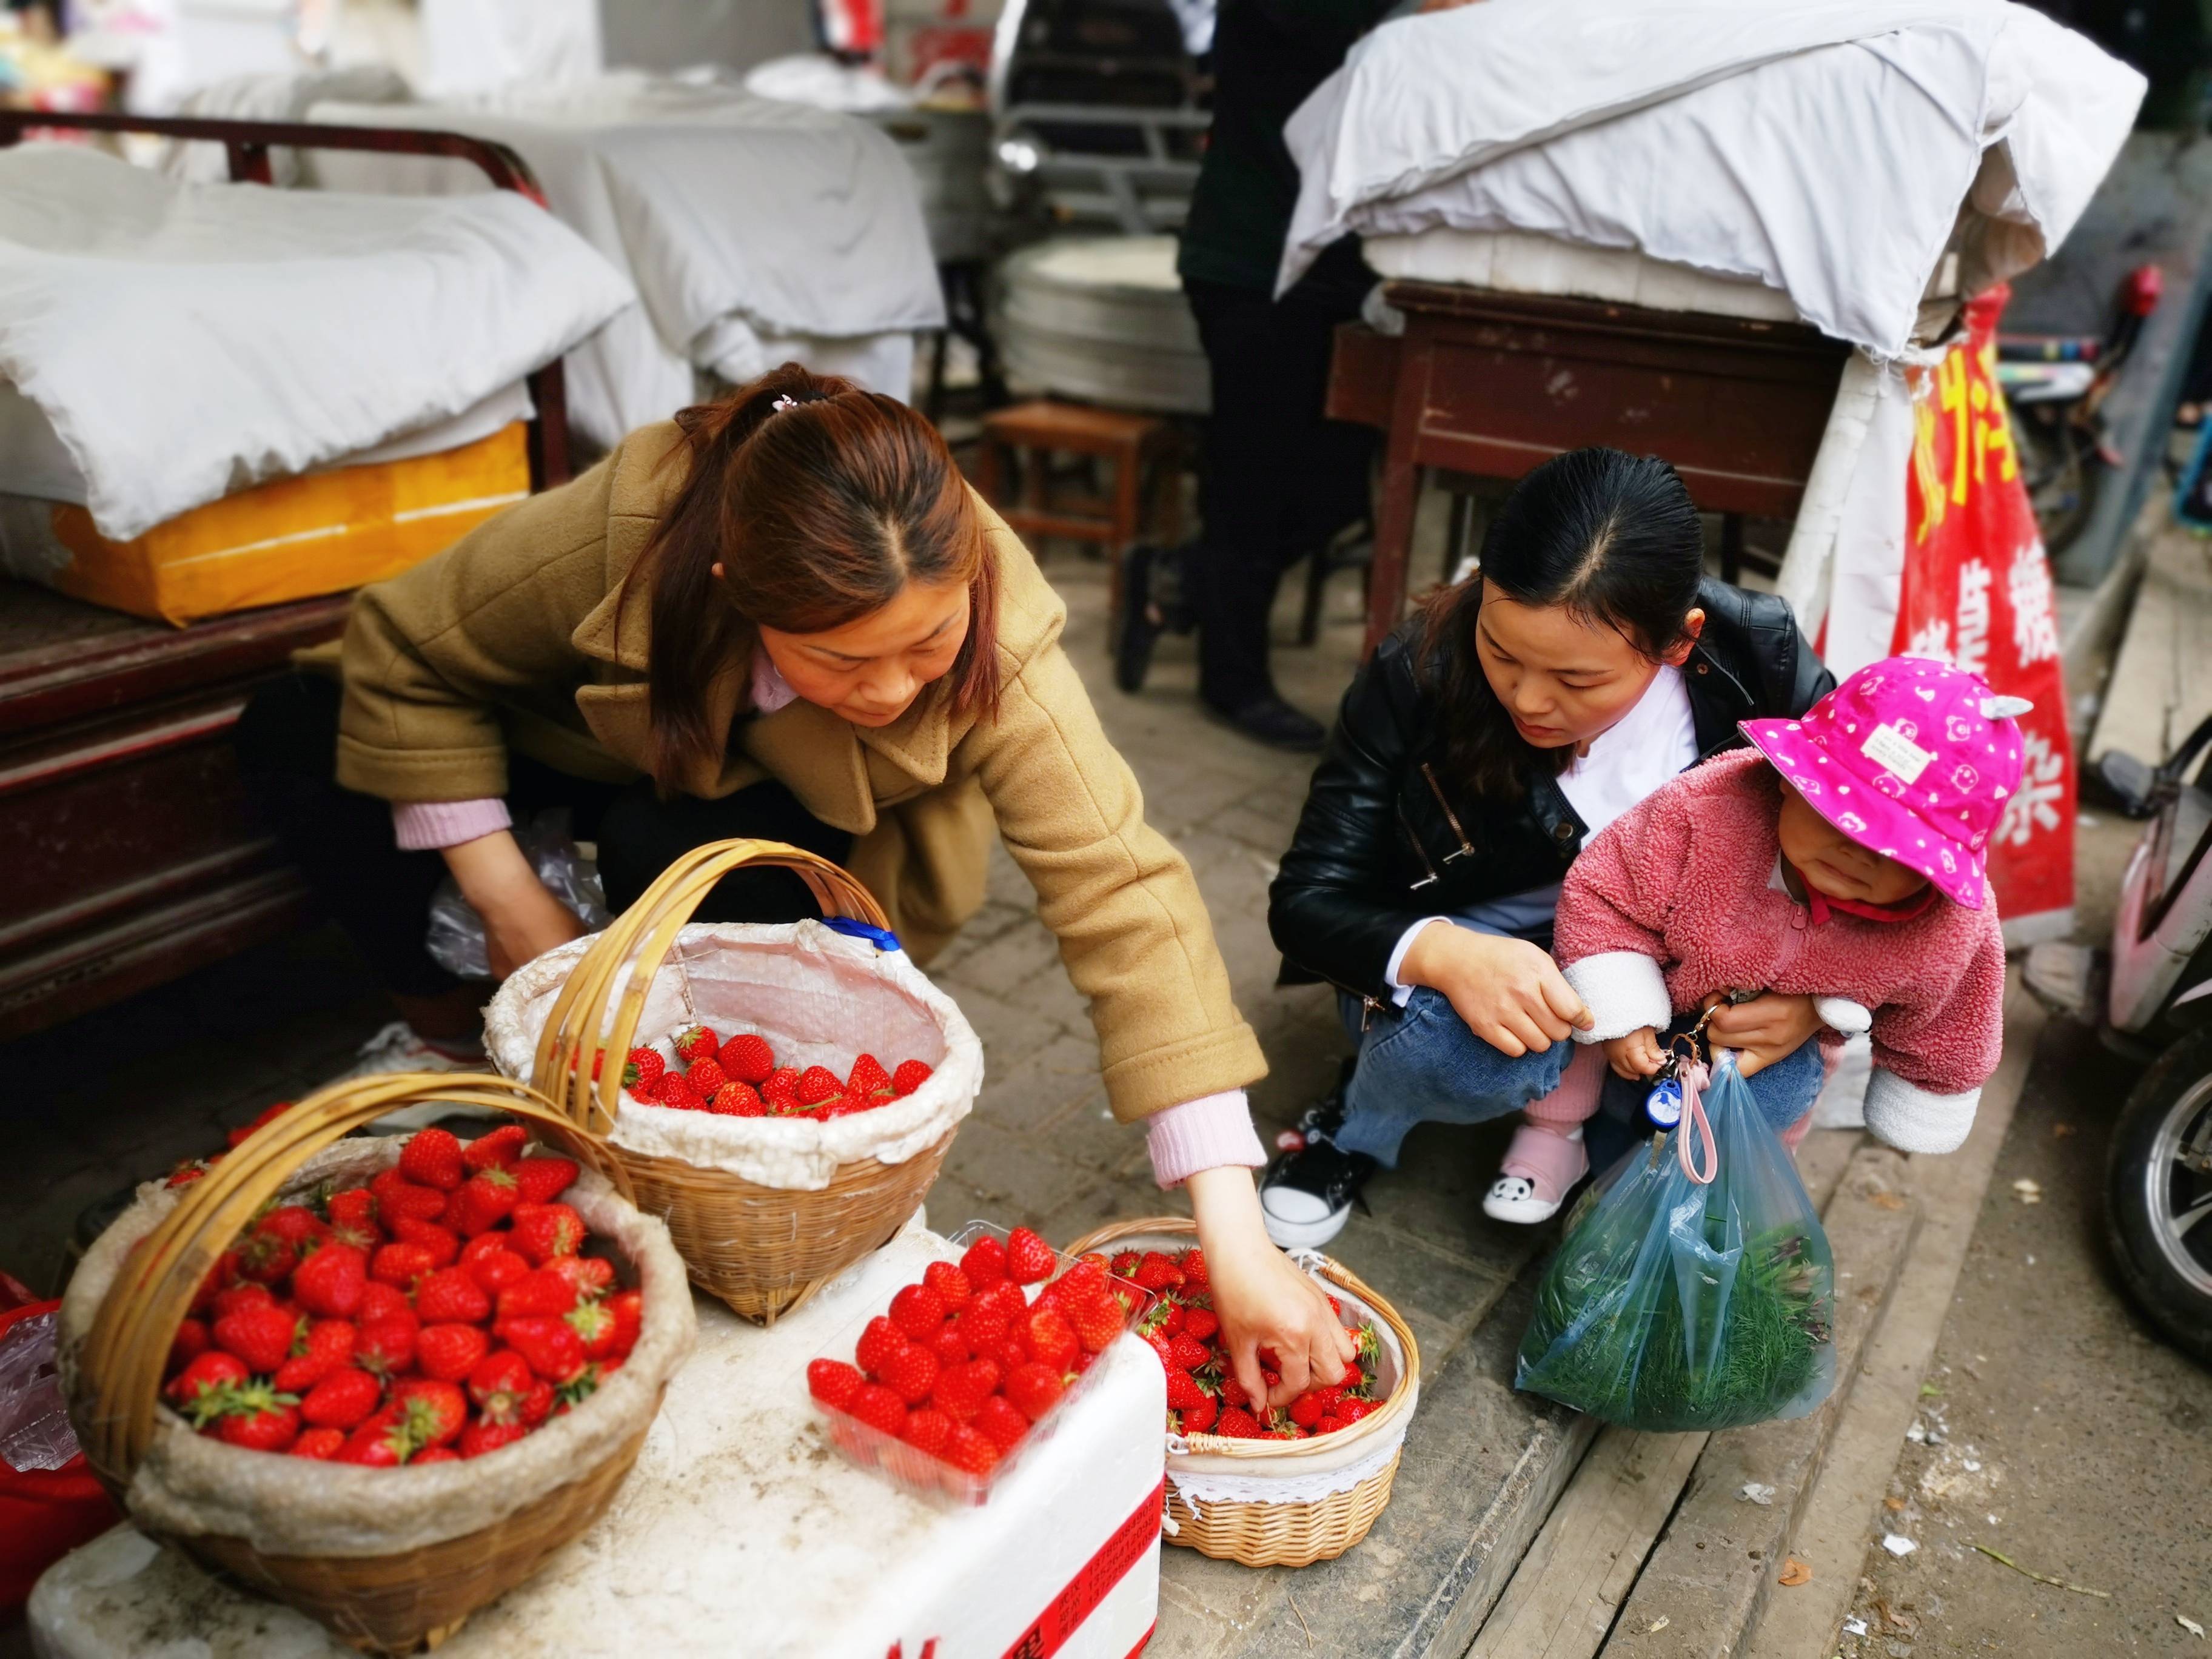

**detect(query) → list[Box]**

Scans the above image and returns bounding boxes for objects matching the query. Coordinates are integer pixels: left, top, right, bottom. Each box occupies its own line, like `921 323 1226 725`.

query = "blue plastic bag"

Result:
1515 1053 1836 1432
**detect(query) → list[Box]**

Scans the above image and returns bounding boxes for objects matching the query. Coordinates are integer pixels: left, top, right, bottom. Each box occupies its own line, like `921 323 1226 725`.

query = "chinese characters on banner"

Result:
1891 286 2075 941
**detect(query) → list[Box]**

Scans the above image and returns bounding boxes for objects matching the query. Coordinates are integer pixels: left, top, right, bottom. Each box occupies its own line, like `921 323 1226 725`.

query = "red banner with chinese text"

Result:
1892 285 2075 940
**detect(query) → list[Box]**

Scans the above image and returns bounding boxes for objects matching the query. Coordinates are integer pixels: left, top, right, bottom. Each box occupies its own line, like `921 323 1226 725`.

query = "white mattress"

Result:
0 378 534 511
1362 227 1800 324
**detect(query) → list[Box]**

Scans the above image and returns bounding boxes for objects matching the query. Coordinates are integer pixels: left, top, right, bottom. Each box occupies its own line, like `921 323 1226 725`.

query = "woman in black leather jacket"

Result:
1259 449 1835 1245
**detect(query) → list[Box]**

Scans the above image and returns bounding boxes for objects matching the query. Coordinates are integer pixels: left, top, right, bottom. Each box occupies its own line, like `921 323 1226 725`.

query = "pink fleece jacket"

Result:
1553 748 2006 1155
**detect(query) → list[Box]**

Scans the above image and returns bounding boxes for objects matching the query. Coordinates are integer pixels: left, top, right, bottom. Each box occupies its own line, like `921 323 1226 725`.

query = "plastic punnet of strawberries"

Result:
617 1024 933 1121
1121 1245 1386 1439
806 1225 1147 1490
161 1125 642 1466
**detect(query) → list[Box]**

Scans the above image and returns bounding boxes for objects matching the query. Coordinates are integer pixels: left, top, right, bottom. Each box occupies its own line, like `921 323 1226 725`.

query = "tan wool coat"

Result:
321 421 1265 1123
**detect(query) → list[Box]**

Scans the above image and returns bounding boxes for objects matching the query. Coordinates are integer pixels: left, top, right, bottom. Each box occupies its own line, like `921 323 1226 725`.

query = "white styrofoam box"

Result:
28 1222 1166 1659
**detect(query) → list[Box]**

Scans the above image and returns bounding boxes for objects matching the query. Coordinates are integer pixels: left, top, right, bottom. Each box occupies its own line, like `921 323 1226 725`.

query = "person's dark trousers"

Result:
233 673 854 1000
1182 263 1376 713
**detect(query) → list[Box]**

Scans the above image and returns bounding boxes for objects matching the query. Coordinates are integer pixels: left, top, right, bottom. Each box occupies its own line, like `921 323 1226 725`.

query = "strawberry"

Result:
370 1242 437 1292
958 1301 1011 1347
213 1301 300 1375
398 1128 466 1193
1165 1334 1213 1373
1178 1247 1210 1289
256 1204 328 1253
446 1168 520 1238
509 1202 584 1265
929 1324 973 1369
393 1378 468 1449
369 1168 449 1222
389 1215 461 1270
1022 1307 1078 1373
1339 1361 1366 1393
548 1254 615 1299
891 1059 933 1096
1005 1227 1054 1285
469 1350 537 1423
225 1100 293 1149
987 1335 1031 1375
166 1351 248 1414
417 1322 491 1383
1143 1332 1175 1370
502 1316 586 1384
1165 1371 1209 1413
358 1281 411 1325
564 1300 626 1364
1214 1406 1261 1439
300 1367 383 1429
506 1155 580 1205
847 1382 908 1438
814 1093 870 1120
1181 1394 1218 1434
292 1427 346 1460
460 1419 530 1459
940 1423 999 1475
719 1033 774 1084
1134 1252 1185 1293
1217 1372 1250 1409
464 1125 528 1172
977 1281 1029 1324
761 1067 802 1108
685 1057 728 1098
1287 1389 1328 1429
622 1048 666 1093
411 1446 460 1465
354 1315 418 1379
847 1053 892 1098
457 1239 527 1296
889 1282 946 1340
414 1267 491 1324
273 1319 357 1392
854 1315 907 1379
1064 1290 1125 1355
212 1386 301 1453
190 1253 241 1316
603 1289 643 1360
337 1405 413 1466
654 1072 703 1112
1182 1307 1219 1342
708 1082 766 1117
1337 1398 1376 1424
1002 1361 1065 1423
922 1261 973 1310
498 1268 579 1320
167 1317 210 1376
929 1358 1000 1423
212 1282 273 1321
807 1358 864 1409
286 1242 365 1319
796 1065 842 1105
975 1394 1030 1452
674 1024 722 1064
878 1342 940 1406
326 1185 379 1236
900 1407 953 1455
1110 1252 1141 1278
1154 1303 1187 1339
233 1227 297 1286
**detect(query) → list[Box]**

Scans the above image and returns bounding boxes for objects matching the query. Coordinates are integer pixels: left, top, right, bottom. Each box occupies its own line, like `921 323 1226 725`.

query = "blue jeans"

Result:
1333 992 1825 1168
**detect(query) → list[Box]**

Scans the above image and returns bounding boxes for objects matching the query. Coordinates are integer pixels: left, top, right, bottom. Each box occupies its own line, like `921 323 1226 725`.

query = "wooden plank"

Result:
1472 1429 1709 1659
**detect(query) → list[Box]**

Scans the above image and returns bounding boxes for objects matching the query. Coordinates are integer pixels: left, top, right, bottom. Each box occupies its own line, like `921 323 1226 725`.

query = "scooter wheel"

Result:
2106 1022 2212 1366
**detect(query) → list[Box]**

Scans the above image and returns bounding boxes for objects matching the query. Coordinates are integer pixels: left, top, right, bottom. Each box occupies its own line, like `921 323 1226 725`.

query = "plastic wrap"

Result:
426 810 611 981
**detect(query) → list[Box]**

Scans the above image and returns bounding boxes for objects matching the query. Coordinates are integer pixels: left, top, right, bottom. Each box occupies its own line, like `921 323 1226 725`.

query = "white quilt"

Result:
1282 0 2143 357
0 144 632 541
309 75 948 447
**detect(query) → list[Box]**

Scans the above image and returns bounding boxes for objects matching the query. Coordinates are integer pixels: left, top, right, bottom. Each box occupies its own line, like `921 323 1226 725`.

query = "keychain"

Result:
1643 992 1754 1128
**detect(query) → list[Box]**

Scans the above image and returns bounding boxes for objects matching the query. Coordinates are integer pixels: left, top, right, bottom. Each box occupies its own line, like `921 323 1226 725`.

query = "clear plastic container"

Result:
811 1221 1153 1507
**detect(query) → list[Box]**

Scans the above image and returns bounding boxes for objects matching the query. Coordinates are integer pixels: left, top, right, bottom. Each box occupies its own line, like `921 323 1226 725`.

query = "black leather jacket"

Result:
1269 578 1834 1002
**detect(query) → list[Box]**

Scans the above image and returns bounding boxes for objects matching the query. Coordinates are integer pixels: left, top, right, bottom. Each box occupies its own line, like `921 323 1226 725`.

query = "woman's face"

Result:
754 577 971 728
1474 580 1702 753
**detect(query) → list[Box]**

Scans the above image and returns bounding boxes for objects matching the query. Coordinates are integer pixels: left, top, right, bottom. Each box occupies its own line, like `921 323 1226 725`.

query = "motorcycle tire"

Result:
2105 1021 2212 1366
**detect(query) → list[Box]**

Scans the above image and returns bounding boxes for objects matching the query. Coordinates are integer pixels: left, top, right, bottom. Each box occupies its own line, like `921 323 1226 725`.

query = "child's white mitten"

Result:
1861 1070 1979 1155
1814 996 1873 1035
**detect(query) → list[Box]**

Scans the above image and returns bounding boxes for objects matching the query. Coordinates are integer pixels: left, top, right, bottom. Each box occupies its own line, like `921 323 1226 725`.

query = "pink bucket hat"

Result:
1740 657 2031 910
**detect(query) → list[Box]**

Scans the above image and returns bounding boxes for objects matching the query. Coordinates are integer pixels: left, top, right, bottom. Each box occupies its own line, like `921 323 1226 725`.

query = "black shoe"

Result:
1205 691 1326 752
1259 1062 1372 1248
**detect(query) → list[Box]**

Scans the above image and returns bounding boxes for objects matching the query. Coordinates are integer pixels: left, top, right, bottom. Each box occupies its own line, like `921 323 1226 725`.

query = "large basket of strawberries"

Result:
1064 1218 1420 1569
484 839 982 1325
56 1073 697 1655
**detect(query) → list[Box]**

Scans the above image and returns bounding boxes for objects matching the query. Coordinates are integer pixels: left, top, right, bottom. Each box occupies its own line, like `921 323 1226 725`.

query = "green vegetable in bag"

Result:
1514 1053 1835 1432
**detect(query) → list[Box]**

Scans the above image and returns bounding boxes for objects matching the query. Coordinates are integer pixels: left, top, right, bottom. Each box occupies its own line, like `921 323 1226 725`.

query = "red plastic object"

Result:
2124 263 2165 317
0 1299 119 1623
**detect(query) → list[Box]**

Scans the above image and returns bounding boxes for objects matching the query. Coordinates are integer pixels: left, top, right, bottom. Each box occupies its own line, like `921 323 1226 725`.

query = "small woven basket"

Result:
1064 1217 1421 1568
61 1073 683 1655
531 839 957 1324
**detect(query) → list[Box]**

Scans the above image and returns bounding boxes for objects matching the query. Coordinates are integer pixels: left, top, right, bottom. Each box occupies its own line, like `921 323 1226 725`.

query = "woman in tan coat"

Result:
236 364 1349 1406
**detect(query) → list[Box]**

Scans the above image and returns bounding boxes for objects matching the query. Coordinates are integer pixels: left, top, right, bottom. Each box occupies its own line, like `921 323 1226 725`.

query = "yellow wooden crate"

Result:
32 423 529 626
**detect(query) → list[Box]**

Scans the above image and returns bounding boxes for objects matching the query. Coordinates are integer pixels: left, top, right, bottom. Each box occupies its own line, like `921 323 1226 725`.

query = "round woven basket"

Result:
1064 1217 1421 1568
61 1073 685 1655
531 839 957 1324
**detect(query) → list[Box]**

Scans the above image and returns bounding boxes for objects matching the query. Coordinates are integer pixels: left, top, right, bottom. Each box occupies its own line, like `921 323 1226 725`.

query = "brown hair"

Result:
631 363 1000 789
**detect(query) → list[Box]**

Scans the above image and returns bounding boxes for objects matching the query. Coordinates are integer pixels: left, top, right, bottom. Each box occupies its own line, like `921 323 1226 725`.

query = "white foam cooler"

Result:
28 1220 1167 1659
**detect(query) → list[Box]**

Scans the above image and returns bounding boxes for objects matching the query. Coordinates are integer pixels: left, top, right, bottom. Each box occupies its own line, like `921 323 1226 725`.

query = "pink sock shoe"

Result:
1483 1122 1589 1224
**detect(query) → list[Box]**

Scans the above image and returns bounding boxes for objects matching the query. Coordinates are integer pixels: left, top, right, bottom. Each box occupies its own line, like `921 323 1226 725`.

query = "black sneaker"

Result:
1259 1062 1373 1248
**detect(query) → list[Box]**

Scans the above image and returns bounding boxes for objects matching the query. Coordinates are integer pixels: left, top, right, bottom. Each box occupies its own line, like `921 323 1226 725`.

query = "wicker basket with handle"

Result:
1064 1217 1421 1568
58 1072 695 1655
522 839 970 1324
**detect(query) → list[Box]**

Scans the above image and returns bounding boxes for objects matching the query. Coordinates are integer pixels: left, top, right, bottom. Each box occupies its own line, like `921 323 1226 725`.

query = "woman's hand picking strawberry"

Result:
1186 1167 1356 1410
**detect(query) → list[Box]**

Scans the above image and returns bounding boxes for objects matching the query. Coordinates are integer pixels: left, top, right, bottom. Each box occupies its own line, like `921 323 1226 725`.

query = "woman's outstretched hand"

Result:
1700 990 1822 1078
1401 923 1593 1057
1185 1166 1356 1411
442 830 588 980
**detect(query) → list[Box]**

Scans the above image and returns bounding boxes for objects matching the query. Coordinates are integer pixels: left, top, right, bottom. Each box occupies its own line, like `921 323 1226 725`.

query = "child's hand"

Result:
1604 1027 1664 1081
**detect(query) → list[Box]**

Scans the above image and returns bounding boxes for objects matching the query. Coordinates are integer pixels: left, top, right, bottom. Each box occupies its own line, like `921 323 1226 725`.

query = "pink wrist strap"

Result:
392 798 511 852
1145 1090 1266 1188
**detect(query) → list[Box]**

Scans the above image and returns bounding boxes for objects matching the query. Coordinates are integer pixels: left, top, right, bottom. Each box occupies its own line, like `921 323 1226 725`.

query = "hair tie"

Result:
771 395 799 414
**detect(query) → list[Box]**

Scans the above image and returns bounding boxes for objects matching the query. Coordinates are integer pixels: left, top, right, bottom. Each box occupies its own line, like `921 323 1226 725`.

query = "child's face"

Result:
1776 782 1930 907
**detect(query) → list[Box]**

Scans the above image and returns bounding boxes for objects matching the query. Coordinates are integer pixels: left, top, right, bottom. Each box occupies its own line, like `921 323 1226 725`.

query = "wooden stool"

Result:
974 400 1185 635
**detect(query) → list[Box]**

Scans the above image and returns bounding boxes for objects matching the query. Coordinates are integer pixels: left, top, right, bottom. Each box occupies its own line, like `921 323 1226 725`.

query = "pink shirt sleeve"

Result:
392 799 512 852
1144 1090 1267 1188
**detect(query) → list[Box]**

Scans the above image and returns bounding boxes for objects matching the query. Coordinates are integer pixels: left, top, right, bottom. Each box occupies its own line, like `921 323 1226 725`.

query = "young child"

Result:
1483 657 2024 1221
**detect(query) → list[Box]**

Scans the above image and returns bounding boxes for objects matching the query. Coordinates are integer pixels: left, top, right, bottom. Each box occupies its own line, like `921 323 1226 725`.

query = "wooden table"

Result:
1328 283 1852 654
